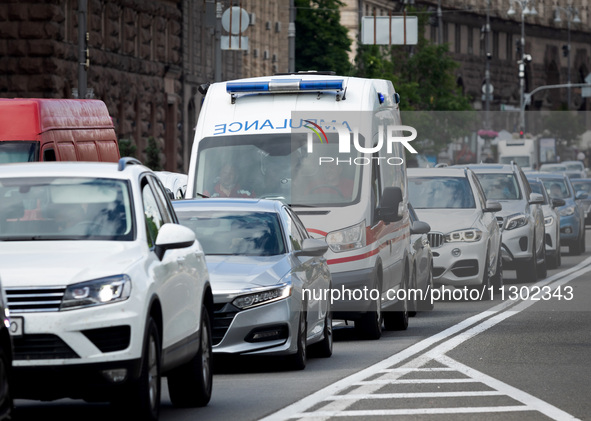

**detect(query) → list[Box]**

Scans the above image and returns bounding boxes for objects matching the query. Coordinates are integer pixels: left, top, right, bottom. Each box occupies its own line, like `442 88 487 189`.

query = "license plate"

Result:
9 316 23 337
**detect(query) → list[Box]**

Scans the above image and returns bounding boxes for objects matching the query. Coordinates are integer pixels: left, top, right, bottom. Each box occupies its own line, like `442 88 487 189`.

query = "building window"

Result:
455 24 461 53
506 32 512 61
468 26 473 54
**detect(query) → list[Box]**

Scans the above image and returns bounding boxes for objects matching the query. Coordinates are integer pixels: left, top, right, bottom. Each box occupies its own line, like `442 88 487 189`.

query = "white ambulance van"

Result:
186 73 413 339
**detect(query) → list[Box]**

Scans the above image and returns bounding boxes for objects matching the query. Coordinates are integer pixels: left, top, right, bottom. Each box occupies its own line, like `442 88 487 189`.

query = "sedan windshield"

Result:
176 210 285 256
572 181 591 195
409 177 476 209
0 177 133 240
476 173 522 200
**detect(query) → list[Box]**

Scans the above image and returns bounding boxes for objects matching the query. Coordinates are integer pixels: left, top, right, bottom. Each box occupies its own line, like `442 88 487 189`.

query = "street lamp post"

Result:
554 5 581 110
508 0 537 135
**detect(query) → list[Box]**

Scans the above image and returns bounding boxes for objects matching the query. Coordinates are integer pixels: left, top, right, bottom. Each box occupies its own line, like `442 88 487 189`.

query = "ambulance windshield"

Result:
194 133 364 207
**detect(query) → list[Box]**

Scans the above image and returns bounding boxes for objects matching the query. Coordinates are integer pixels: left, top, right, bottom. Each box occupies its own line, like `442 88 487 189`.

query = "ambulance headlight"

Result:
326 221 366 252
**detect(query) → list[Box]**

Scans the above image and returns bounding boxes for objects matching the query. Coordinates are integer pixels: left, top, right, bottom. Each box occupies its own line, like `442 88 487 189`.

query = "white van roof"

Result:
196 74 399 138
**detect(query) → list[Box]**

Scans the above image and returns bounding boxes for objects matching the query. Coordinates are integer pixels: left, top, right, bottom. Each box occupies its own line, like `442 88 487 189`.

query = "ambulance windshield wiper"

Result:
195 192 209 198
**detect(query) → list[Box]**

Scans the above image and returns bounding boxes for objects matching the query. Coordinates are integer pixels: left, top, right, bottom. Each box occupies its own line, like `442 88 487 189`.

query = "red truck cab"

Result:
0 98 120 163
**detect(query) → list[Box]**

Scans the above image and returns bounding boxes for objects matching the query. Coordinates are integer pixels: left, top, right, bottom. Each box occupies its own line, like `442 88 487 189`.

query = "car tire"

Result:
570 232 583 255
289 312 307 370
557 237 562 267
491 248 503 294
355 275 383 340
475 254 492 300
537 244 547 279
309 308 332 358
168 306 213 407
115 317 161 421
516 240 538 283
417 268 435 311
408 266 418 317
581 228 586 253
383 268 409 331
0 346 12 421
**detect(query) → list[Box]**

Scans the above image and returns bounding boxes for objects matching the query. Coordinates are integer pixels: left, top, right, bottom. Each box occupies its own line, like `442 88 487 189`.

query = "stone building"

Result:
341 0 591 112
181 0 289 172
0 0 290 173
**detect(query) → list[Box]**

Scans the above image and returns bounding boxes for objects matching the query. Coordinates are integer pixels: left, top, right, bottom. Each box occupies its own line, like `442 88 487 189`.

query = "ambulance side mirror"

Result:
377 187 403 224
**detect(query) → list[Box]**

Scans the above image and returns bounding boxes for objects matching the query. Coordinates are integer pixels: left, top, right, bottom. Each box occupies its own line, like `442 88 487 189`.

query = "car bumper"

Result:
499 224 533 268
13 358 142 401
11 301 143 368
212 297 299 356
545 221 559 254
329 267 379 319
431 241 487 287
559 214 581 243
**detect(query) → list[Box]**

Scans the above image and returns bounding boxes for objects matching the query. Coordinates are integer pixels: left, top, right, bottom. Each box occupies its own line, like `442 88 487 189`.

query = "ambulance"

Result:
186 73 413 339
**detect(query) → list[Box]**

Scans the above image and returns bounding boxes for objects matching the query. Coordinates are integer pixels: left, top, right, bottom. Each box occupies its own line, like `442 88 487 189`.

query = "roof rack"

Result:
274 70 336 76
118 157 143 171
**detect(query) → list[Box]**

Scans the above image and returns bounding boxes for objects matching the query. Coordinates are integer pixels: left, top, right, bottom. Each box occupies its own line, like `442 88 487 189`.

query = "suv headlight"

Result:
326 221 366 252
505 213 528 230
232 284 292 310
544 216 554 226
559 206 575 216
61 275 131 310
444 229 482 243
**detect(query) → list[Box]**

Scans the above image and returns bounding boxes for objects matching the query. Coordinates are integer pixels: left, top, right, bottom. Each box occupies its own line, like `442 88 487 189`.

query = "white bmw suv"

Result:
0 158 213 420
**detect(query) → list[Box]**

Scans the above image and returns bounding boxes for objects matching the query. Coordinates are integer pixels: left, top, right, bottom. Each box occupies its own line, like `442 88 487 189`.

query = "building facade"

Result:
0 0 290 173
341 0 591 112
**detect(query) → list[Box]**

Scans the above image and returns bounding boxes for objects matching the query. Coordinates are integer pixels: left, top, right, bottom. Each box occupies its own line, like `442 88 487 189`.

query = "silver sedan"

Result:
173 198 333 370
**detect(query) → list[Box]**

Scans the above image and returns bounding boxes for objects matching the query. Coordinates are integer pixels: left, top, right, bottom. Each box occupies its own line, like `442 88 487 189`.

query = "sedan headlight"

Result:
61 275 131 310
544 216 554 226
444 229 482 243
232 284 292 310
326 221 366 252
505 213 528 230
559 206 575 216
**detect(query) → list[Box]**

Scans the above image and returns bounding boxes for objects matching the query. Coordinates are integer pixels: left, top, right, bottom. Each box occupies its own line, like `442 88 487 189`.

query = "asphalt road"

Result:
13 230 591 421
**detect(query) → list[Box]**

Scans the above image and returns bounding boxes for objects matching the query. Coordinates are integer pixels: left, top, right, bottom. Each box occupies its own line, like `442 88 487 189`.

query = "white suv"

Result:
0 158 213 420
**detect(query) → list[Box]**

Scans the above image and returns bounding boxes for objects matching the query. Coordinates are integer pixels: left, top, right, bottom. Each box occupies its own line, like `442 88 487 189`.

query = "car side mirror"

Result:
296 238 329 257
575 191 588 200
484 200 502 213
154 223 196 260
410 220 430 235
552 198 566 208
377 187 403 224
529 192 544 205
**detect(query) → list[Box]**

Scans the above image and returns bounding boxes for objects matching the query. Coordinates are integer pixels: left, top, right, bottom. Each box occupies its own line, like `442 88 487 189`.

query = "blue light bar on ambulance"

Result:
226 79 344 94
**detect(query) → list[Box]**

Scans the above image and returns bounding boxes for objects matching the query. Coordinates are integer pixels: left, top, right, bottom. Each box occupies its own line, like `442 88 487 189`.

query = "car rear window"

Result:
176 210 285 256
408 177 476 209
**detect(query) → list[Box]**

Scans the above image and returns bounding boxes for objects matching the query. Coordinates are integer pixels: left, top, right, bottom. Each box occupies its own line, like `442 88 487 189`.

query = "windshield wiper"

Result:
288 203 318 208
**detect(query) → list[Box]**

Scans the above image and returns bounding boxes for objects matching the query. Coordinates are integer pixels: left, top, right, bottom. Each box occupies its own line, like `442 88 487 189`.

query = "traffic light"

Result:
519 129 524 139
515 39 522 57
562 44 569 57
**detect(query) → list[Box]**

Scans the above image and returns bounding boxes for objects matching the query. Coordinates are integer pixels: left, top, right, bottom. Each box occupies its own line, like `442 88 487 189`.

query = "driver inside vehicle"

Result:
205 163 254 198
306 164 354 199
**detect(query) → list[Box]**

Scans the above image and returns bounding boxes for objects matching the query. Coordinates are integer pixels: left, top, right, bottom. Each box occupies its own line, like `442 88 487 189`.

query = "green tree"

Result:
355 7 474 153
295 0 352 74
144 136 162 171
118 138 137 158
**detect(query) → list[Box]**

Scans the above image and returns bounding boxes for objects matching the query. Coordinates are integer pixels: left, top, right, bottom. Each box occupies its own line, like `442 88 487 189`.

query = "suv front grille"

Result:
6 287 66 313
428 232 444 248
14 334 79 360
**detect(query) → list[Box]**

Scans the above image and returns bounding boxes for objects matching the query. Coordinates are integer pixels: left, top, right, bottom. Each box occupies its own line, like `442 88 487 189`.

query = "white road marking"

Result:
290 406 533 417
260 256 591 421
327 391 504 399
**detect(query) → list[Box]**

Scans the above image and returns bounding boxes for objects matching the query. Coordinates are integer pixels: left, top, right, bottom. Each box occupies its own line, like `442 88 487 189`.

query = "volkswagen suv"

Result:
0 158 213 420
